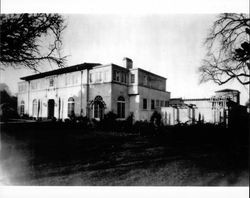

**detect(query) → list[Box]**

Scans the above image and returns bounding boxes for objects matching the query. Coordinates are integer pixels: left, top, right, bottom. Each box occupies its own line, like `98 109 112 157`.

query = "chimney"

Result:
123 57 133 69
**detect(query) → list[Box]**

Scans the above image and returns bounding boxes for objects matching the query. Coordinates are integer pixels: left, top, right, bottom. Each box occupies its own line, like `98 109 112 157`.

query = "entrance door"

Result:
91 96 105 120
48 99 55 119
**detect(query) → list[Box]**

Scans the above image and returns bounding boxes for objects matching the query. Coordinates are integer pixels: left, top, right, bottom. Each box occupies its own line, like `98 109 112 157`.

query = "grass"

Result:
0 122 249 186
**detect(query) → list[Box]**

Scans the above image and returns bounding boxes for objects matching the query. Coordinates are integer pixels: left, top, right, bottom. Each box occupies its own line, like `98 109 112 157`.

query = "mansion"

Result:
17 58 171 121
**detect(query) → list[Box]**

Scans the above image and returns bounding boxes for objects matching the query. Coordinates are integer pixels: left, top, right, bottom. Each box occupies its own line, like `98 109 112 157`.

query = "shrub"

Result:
124 112 134 133
132 120 155 136
100 111 118 131
150 111 162 125
77 116 91 129
64 118 70 123
150 111 164 134
0 104 19 121
68 112 76 122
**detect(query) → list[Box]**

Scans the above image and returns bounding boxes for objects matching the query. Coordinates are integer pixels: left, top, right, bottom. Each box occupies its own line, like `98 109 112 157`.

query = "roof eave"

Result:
20 62 101 81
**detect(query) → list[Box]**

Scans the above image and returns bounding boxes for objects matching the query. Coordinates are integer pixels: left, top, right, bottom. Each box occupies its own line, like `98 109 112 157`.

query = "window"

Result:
66 75 78 85
116 71 120 81
113 70 120 82
19 83 27 92
143 75 148 85
120 73 127 83
160 100 164 107
73 75 78 84
96 72 102 82
31 81 38 90
49 78 54 87
143 98 147 110
117 96 125 118
212 102 215 109
104 71 108 81
113 70 116 81
68 97 75 117
156 100 159 107
121 73 125 83
151 100 155 110
131 74 135 83
94 103 104 119
20 101 25 115
89 73 93 83
39 80 46 89
165 101 169 107
94 72 100 82
65 76 69 85
95 73 98 82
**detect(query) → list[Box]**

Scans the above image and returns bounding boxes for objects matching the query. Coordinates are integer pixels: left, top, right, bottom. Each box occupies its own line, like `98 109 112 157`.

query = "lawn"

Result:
0 122 249 186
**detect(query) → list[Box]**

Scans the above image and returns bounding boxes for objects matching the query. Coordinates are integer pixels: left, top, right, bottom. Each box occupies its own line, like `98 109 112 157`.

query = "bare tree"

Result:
199 13 250 85
0 14 67 71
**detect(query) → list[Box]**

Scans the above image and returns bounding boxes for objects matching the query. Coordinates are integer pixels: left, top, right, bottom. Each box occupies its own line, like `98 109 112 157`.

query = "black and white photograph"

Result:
0 0 249 197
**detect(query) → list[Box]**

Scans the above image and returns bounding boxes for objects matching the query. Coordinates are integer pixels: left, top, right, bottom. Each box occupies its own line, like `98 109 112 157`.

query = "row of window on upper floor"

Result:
19 74 81 92
113 70 128 84
88 69 136 84
90 70 136 84
48 74 79 87
142 98 169 110
112 70 136 84
18 83 27 92
19 70 161 92
89 70 109 83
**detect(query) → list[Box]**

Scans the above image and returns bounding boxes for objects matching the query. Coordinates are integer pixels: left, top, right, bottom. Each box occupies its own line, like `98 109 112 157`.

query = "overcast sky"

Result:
0 14 249 104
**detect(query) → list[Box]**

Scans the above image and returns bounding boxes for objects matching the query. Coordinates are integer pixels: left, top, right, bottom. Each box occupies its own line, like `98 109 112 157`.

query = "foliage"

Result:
133 120 155 136
199 13 250 85
150 111 162 127
100 111 118 131
0 87 18 121
125 112 134 131
245 99 250 107
0 14 66 71
104 111 118 121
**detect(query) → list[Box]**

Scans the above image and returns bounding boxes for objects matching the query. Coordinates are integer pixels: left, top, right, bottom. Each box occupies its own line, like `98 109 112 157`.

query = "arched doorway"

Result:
90 96 106 120
48 99 55 119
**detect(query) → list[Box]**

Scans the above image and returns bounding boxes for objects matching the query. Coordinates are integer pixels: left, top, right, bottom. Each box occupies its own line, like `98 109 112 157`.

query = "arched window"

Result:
32 99 38 117
117 96 125 118
68 97 75 117
20 100 25 116
93 96 105 119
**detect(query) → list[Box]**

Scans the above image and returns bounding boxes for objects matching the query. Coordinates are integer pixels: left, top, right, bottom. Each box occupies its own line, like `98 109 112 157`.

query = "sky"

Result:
1 14 249 104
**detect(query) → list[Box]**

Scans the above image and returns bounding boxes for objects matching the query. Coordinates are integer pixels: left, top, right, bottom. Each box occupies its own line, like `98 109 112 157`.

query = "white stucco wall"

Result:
129 95 140 120
138 86 170 121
